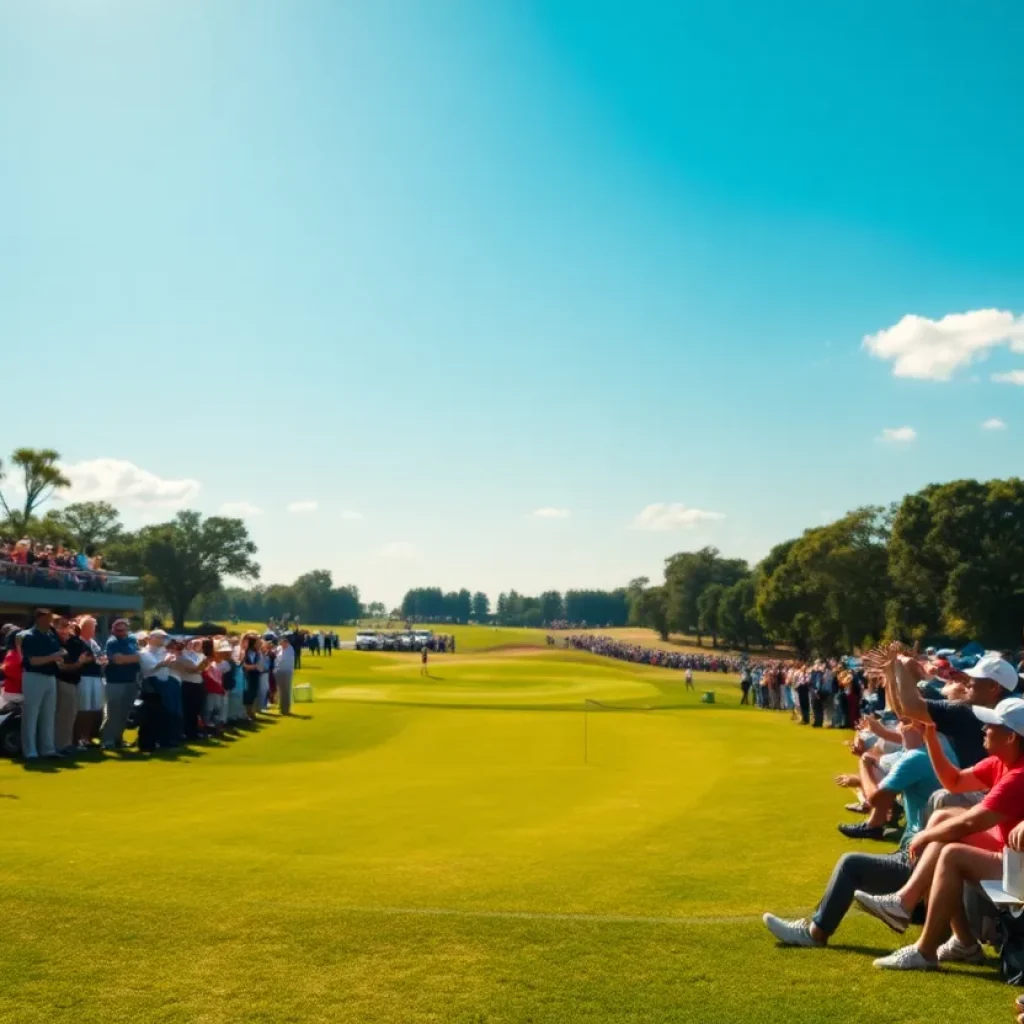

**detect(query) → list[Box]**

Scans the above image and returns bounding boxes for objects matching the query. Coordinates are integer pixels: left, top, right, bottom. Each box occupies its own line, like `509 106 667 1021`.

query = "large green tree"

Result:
114 510 259 630
887 478 1024 647
717 577 759 649
0 447 71 534
754 508 889 657
39 500 124 551
696 582 727 648
664 546 748 645
629 584 670 640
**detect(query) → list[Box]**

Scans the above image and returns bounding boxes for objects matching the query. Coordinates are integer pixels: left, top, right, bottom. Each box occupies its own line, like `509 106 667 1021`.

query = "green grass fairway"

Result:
0 648 1010 1023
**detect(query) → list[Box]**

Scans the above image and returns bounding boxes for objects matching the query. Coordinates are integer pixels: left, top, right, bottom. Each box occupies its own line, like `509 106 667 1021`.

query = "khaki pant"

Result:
56 680 79 751
276 672 293 715
102 681 139 748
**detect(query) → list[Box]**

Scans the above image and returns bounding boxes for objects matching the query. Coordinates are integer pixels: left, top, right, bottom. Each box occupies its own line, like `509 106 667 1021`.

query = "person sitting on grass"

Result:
833 721 918 840
854 696 1024 971
762 715 946 949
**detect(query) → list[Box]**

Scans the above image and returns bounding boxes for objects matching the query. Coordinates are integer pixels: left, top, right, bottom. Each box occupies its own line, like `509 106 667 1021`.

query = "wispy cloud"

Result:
981 417 1007 430
218 501 264 517
286 500 318 513
531 507 570 519
630 503 725 531
863 309 1024 381
339 509 364 521
380 541 416 561
59 458 200 508
993 370 1024 386
879 426 917 444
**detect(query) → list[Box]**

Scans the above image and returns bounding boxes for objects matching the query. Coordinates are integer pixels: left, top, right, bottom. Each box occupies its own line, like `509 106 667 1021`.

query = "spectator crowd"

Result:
560 632 745 673
759 642 1024 1000
1 608 303 759
1 536 113 591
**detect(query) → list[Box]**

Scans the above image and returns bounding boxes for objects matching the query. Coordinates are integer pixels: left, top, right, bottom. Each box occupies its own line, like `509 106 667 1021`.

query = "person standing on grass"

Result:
421 644 429 677
241 632 262 721
102 619 140 749
54 615 90 755
75 617 105 748
138 631 174 752
178 638 208 742
18 608 64 761
684 667 694 691
274 634 295 715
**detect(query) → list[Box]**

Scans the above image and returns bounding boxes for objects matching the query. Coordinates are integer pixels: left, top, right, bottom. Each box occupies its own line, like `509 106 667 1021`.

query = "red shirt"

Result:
2 649 23 694
974 754 1024 846
202 666 225 696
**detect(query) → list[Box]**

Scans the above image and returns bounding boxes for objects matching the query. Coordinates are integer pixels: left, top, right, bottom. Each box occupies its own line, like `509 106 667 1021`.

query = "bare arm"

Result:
859 754 883 801
922 724 982 794
111 653 140 665
893 657 929 724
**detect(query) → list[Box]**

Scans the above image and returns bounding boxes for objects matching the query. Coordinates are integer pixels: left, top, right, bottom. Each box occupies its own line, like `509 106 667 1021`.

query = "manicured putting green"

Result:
0 647 1009 1023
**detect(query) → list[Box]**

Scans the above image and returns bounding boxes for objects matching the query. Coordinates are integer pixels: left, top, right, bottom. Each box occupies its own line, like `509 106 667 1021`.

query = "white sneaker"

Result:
936 936 985 964
853 890 911 933
874 945 939 971
762 914 824 947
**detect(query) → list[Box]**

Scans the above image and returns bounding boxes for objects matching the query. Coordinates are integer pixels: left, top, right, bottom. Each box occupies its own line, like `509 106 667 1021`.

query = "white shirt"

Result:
177 649 203 684
140 647 170 681
275 644 295 674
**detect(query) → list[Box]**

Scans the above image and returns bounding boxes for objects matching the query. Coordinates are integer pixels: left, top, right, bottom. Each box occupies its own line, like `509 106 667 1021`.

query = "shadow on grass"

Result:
20 757 85 773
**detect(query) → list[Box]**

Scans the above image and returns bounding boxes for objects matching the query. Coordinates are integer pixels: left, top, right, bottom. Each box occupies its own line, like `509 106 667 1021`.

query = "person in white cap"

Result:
857 695 1024 971
887 650 1020 812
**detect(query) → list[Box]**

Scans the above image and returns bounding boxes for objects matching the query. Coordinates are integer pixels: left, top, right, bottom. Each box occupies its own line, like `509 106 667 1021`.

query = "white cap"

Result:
965 652 1019 692
974 697 1024 737
148 629 169 645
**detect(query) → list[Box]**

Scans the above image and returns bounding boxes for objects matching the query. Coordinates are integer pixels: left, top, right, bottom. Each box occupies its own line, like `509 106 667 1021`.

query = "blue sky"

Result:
2 0 1022 607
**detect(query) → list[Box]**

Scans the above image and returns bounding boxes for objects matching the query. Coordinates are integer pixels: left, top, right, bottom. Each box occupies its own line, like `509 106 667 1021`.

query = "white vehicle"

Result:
398 633 416 651
355 630 380 651
413 630 433 650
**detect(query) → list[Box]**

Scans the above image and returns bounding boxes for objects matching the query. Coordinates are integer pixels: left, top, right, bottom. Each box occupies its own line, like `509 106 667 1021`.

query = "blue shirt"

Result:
18 626 61 677
881 743 957 847
104 635 139 683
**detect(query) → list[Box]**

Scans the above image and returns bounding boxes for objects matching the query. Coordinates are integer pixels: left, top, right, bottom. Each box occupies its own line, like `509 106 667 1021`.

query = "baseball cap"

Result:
965 652 1019 692
148 628 169 645
974 697 1024 737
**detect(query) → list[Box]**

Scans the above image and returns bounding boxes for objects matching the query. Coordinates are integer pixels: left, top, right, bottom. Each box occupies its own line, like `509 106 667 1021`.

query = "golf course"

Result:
0 629 1009 1024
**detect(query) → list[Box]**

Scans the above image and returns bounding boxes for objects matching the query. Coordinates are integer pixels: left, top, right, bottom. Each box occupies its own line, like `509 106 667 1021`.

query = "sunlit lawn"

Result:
0 644 1010 1023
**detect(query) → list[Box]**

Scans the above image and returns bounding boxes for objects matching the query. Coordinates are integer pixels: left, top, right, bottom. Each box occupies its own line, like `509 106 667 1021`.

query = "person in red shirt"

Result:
1 625 23 705
857 696 1024 971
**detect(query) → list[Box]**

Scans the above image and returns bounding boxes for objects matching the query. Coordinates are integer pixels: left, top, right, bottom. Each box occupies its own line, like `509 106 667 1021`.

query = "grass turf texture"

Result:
0 643 1010 1023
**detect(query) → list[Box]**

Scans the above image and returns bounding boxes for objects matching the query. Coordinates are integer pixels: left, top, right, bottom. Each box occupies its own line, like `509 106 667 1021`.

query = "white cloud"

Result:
863 309 1024 381
993 370 1024 386
339 509 364 521
380 541 416 561
531 507 570 519
981 417 1007 430
218 501 264 517
879 426 917 444
286 500 318 513
630 503 725 531
58 458 200 508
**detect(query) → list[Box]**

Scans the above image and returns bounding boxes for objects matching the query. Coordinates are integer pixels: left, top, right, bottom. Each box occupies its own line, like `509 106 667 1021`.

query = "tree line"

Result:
628 478 1024 657
5 449 1022 651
